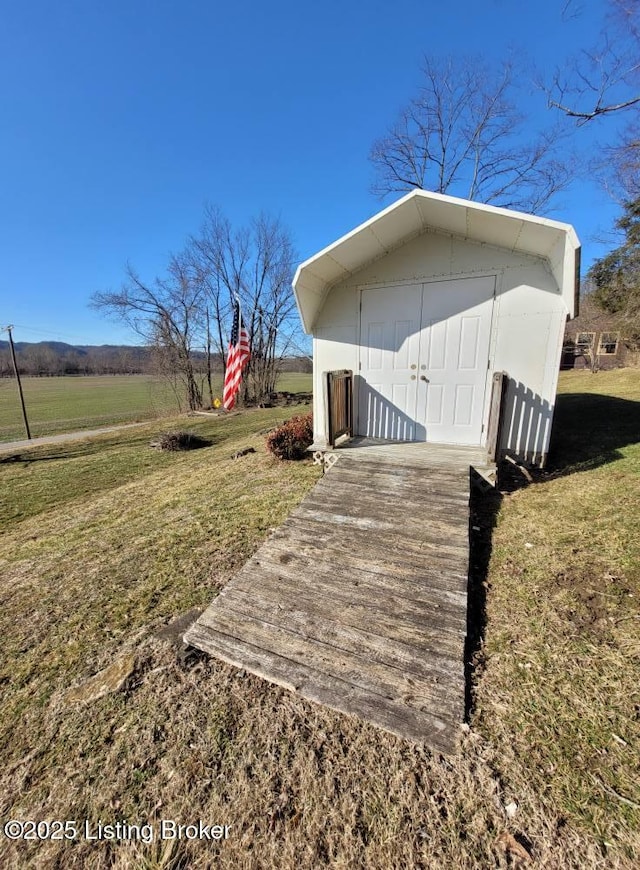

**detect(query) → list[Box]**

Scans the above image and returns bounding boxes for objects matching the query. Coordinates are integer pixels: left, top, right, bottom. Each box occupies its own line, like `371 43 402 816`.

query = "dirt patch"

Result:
254 391 313 408
154 607 204 646
551 568 632 635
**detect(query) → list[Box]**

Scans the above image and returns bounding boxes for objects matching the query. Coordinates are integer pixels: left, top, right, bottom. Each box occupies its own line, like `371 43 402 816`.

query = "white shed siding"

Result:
313 326 358 444
312 279 360 444
313 230 567 462
324 230 560 295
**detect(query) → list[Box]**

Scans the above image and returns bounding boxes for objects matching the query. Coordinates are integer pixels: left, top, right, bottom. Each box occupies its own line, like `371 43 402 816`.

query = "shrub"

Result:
265 413 313 460
152 431 210 451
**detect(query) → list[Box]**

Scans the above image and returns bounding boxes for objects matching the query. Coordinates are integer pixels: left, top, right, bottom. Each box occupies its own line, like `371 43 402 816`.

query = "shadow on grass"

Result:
150 432 212 452
465 471 502 720
548 393 640 474
0 448 94 465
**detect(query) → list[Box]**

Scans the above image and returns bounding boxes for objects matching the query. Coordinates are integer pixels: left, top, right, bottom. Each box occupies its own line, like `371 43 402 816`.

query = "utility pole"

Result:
3 325 31 440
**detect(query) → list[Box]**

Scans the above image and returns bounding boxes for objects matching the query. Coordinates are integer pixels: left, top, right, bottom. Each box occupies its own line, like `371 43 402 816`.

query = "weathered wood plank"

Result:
292 497 469 533
326 462 470 488
266 522 469 588
302 484 467 531
324 456 469 477
292 505 469 548
220 568 466 653
208 585 465 680
210 603 463 691
201 599 463 714
249 542 469 609
280 513 470 565
239 550 467 627
312 467 467 496
332 451 477 470
313 476 469 506
184 621 456 752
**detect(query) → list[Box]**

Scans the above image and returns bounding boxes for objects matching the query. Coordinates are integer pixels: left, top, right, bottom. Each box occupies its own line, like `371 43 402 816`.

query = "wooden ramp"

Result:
185 441 484 754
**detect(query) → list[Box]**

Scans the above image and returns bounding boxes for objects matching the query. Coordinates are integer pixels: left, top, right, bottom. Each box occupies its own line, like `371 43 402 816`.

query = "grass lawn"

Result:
473 369 640 865
0 373 313 443
0 372 638 868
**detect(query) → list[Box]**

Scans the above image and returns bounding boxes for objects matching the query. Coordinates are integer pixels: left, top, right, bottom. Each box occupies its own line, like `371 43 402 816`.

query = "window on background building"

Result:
576 332 595 352
598 332 620 355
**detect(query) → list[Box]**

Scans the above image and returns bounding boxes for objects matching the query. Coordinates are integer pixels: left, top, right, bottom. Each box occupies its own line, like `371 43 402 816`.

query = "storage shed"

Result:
293 189 580 468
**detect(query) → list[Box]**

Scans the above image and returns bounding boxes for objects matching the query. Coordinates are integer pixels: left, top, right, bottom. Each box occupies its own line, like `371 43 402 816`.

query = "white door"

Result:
358 276 495 444
358 284 422 440
416 277 495 445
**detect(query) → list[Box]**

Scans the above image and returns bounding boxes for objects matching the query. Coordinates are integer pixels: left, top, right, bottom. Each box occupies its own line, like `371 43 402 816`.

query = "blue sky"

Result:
0 0 630 346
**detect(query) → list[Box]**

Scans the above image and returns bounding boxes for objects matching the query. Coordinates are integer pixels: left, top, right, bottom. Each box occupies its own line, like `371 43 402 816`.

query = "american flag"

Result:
222 299 250 410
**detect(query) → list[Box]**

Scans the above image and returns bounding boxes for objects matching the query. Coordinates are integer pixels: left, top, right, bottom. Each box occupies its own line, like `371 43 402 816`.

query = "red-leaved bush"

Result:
265 413 313 460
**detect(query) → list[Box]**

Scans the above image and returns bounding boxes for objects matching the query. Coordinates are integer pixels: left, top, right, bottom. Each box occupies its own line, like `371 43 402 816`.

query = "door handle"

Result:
420 375 429 382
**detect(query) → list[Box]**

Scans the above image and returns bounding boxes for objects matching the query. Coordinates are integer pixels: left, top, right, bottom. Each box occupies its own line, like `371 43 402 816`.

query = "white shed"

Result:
293 189 580 468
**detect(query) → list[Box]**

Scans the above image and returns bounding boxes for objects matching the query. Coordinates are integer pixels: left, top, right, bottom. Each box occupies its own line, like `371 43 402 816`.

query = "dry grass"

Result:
0 376 638 868
471 369 640 864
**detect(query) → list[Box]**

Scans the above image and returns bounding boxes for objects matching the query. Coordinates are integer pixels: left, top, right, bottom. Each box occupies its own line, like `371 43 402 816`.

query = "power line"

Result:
8 323 115 343
8 322 142 345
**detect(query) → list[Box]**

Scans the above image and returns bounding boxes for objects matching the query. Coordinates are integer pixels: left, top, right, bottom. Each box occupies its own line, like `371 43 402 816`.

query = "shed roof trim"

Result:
293 189 580 333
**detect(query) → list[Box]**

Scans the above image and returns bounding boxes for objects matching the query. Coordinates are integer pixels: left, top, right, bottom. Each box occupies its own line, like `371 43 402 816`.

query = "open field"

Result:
0 371 638 868
0 373 313 443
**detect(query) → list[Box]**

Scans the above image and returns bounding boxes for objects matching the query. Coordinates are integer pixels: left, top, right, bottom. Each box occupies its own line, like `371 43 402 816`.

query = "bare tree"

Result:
91 206 301 409
188 205 247 366
242 214 299 402
91 258 205 410
17 343 59 376
189 208 300 404
608 128 640 201
370 56 570 212
0 348 12 378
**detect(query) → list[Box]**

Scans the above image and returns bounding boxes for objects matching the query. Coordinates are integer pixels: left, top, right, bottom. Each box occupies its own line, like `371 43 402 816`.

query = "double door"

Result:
358 276 495 444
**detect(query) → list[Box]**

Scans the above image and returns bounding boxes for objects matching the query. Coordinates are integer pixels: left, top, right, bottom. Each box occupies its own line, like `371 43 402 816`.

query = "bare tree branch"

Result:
91 262 206 410
561 0 583 22
547 0 640 123
370 55 570 212
549 94 640 120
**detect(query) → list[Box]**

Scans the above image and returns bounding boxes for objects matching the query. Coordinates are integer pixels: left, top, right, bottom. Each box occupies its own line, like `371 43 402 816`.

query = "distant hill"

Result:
0 340 152 357
0 341 311 377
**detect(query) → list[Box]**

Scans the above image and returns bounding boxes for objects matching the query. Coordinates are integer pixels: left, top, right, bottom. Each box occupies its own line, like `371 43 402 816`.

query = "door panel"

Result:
358 284 422 440
426 319 448 370
394 321 413 368
458 316 481 369
425 383 444 425
416 277 495 445
366 324 384 369
453 384 474 426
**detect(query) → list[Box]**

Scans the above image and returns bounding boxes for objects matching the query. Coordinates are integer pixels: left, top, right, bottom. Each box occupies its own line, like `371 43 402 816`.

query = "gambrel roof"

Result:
293 189 581 333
